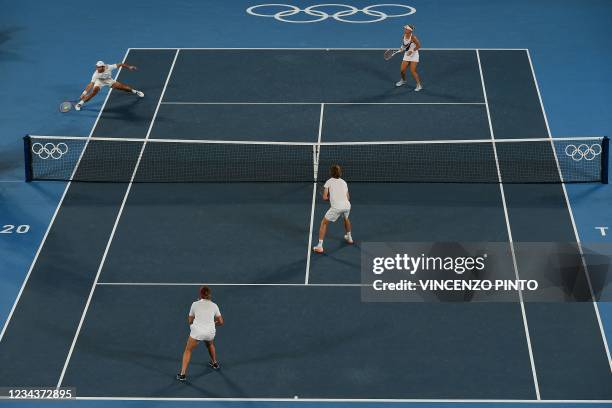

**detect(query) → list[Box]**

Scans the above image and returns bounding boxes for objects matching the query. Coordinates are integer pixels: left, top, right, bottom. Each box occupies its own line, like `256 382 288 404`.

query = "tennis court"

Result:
0 48 610 402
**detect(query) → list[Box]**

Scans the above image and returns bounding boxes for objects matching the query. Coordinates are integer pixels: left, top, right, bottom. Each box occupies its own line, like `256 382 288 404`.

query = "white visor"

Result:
96 61 105 67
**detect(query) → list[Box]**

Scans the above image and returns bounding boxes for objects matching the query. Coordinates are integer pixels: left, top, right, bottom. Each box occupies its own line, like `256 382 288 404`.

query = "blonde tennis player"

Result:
177 286 224 382
75 61 144 111
395 24 422 91
313 164 353 254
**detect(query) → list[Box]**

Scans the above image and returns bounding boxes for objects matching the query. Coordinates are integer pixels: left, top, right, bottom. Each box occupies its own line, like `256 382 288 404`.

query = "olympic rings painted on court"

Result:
564 143 602 161
31 142 69 160
246 4 416 23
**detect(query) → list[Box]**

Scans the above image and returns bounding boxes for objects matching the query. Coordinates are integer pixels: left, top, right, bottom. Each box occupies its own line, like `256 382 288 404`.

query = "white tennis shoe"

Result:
135 90 144 98
344 234 354 244
414 84 423 92
75 101 83 111
312 246 324 254
395 80 407 87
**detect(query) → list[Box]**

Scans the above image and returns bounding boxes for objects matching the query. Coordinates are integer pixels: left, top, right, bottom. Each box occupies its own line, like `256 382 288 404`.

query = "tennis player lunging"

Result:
75 61 144 111
395 24 422 91
313 164 353 254
177 286 224 382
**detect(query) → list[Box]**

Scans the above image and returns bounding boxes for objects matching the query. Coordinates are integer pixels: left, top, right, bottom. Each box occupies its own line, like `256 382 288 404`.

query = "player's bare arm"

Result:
117 63 138 71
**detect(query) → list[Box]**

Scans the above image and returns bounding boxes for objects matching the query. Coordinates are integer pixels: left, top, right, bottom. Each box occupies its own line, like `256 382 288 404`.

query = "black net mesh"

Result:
24 136 608 183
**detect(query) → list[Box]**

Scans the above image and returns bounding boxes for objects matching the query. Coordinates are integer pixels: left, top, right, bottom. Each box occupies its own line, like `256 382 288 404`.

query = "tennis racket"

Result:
384 48 403 61
59 100 79 113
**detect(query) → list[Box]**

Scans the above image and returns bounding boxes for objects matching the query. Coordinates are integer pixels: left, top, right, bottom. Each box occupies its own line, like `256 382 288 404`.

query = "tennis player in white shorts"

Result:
177 286 224 381
395 24 422 91
75 60 144 111
313 164 353 254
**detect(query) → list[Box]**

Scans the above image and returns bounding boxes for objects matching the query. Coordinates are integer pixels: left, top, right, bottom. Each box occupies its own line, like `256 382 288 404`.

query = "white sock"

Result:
317 240 323 247
131 89 138 94
346 232 352 239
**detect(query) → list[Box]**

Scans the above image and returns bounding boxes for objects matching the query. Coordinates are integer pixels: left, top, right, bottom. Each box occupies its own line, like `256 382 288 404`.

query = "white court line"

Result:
476 50 541 400
305 182 318 283
67 397 610 403
304 103 324 285
97 282 365 287
0 49 131 345
525 49 612 373
56 49 181 388
128 47 530 51
161 102 486 105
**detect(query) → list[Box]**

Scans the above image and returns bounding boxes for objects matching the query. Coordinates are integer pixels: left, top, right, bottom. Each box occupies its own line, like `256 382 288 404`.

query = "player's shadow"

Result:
346 59 473 104
0 27 28 62
186 366 250 397
214 370 250 397
253 257 306 284
224 322 370 370
95 98 151 121
352 61 397 84
311 241 361 268
346 84 463 104
65 340 231 397
151 370 227 398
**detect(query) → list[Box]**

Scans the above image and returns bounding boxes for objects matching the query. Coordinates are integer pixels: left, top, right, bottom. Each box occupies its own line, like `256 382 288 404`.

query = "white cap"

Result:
96 60 105 67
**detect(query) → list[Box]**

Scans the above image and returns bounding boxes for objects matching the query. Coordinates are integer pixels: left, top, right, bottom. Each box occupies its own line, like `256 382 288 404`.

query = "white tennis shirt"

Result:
91 64 117 82
189 299 221 333
324 177 350 209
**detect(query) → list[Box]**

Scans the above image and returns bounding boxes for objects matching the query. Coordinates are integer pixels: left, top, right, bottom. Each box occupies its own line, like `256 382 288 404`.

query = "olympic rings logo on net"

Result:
564 143 602 161
246 4 416 23
31 142 69 160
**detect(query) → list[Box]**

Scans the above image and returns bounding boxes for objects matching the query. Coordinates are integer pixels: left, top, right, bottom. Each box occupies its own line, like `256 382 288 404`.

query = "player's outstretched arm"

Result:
116 63 137 71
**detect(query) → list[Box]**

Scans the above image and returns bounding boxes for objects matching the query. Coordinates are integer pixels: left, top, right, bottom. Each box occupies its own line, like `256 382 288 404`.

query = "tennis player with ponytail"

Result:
395 24 422 91
177 286 224 381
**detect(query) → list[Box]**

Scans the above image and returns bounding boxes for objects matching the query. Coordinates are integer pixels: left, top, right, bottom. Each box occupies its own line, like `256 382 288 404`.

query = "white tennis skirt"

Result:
403 50 419 63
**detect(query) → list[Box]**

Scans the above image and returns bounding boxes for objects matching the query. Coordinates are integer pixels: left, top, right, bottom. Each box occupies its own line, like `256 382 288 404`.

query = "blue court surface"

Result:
1 2 611 408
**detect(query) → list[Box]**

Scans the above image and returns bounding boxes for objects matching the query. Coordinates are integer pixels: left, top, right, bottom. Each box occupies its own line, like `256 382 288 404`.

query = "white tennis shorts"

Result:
402 50 419 63
93 78 116 88
325 205 351 222
190 325 215 342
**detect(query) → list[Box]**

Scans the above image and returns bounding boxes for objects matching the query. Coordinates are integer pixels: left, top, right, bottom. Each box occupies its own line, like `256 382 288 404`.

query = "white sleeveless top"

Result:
403 33 417 53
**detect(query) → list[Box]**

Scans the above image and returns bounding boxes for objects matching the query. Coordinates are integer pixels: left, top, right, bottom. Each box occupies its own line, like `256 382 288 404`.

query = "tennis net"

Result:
23 135 609 183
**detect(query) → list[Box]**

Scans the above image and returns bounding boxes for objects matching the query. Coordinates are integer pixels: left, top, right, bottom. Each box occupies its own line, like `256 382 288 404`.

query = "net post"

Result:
23 135 33 182
602 136 609 184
